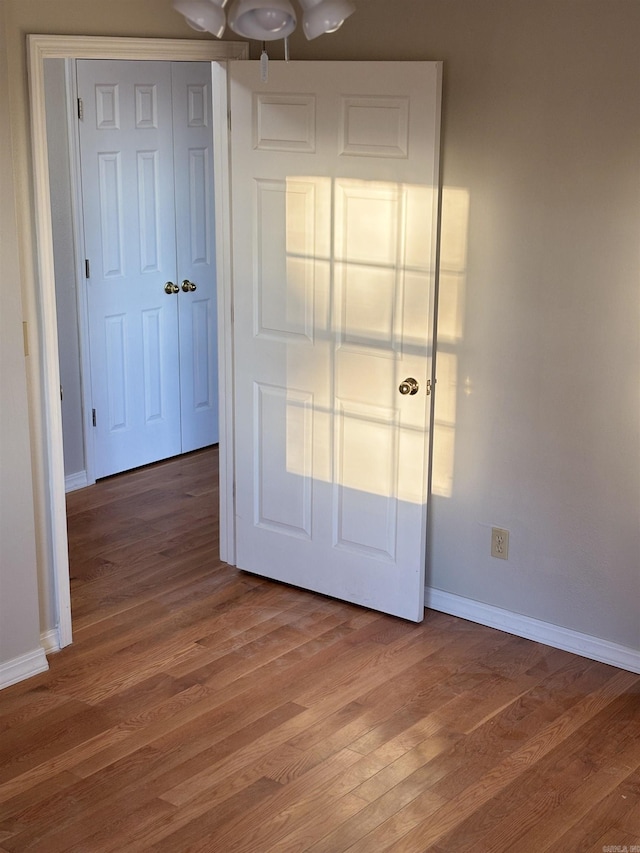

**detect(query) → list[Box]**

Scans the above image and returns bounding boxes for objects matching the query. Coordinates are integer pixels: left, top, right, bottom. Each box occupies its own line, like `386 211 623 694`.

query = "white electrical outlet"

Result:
491 527 509 560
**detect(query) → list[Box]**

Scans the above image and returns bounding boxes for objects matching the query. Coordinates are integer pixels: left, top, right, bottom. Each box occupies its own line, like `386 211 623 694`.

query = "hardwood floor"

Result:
1 446 639 852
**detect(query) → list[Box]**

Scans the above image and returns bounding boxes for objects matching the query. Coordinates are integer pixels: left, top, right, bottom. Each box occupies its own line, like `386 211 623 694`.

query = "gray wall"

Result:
1 0 639 676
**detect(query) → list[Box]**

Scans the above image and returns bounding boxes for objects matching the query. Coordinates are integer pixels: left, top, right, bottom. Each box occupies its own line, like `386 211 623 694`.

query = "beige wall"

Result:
1 0 638 673
0 2 46 680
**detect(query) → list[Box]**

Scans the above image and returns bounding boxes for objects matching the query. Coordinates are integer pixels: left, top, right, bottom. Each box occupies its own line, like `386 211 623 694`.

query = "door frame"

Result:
28 35 247 649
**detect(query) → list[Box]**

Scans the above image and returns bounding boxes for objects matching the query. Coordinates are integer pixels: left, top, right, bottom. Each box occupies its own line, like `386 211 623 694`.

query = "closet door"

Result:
78 60 217 479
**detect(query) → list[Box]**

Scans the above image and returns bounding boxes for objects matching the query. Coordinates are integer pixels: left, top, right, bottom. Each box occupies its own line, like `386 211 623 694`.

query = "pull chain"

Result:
260 41 269 83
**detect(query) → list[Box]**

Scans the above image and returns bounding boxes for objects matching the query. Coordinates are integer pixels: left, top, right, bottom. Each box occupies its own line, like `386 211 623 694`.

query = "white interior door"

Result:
78 59 218 479
230 61 442 621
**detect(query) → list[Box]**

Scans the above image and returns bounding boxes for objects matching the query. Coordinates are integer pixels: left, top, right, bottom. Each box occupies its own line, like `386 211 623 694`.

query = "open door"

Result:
230 61 442 621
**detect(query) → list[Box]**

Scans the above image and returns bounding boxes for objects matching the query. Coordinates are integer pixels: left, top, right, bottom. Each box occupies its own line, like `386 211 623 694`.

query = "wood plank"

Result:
430 694 640 852
384 669 640 851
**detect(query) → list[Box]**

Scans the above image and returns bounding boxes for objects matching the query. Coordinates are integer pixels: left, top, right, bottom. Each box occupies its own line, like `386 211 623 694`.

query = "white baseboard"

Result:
0 647 49 691
40 628 61 655
65 470 88 492
425 587 640 675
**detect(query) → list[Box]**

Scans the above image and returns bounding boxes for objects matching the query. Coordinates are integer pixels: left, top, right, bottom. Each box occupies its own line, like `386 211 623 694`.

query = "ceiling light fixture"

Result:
229 0 297 40
298 0 355 39
173 0 355 41
173 0 227 38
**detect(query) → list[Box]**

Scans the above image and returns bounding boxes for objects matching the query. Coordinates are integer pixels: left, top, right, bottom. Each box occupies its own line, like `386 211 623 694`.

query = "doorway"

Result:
30 38 441 650
28 35 247 649
48 58 219 483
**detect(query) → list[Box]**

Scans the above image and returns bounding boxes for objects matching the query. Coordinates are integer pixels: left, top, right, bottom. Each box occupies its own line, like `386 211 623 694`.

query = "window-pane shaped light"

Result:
299 0 355 39
228 0 297 40
173 0 227 37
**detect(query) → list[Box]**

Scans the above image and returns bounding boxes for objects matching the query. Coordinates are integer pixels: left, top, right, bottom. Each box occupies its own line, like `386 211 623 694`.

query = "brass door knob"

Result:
164 281 179 294
181 279 197 292
399 377 419 396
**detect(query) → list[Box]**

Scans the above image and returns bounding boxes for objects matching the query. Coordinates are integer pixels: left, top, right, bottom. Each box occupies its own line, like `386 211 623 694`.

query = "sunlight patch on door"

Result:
254 178 322 342
249 176 468 510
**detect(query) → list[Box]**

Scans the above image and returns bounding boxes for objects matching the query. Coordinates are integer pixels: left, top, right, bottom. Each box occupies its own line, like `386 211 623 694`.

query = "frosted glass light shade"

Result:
228 0 297 40
299 0 355 39
173 0 226 37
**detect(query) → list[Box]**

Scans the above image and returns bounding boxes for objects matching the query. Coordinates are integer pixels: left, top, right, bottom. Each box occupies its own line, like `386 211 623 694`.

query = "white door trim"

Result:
210 63 236 565
27 35 247 649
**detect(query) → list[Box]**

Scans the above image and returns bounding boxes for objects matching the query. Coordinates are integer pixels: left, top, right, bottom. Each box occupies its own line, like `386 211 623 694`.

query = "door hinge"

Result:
426 379 432 396
60 384 64 402
77 97 84 120
227 109 231 133
85 259 90 279
92 408 96 427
